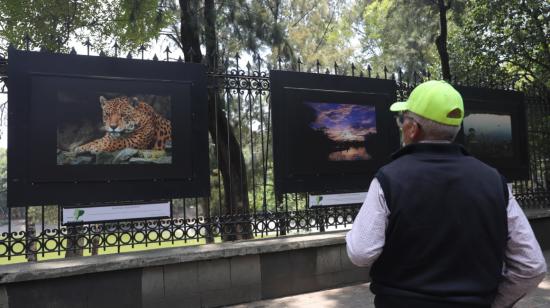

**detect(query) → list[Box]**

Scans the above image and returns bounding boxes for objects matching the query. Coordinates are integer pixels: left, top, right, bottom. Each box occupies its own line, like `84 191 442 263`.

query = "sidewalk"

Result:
229 250 550 308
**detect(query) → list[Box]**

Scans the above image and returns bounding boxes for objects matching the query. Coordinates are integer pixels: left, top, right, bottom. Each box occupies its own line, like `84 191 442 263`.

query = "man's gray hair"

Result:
406 111 461 141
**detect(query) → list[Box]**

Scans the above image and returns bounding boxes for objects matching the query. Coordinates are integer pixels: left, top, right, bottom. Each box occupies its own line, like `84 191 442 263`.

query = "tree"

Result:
361 0 466 79
449 0 550 89
0 0 174 56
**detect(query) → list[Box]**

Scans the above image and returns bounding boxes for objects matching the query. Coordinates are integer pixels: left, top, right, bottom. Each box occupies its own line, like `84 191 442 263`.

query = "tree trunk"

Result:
436 0 452 81
25 222 38 262
65 225 84 258
180 0 252 240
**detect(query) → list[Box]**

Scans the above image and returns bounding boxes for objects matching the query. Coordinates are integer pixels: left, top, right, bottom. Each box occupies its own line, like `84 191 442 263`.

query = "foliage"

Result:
449 0 550 89
361 0 467 76
0 0 174 55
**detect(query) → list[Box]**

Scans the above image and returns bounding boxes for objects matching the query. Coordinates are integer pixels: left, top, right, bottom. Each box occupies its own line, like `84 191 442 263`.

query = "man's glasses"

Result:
395 113 421 129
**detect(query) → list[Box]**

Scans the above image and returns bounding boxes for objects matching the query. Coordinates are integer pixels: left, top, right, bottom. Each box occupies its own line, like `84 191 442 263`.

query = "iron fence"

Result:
0 42 548 263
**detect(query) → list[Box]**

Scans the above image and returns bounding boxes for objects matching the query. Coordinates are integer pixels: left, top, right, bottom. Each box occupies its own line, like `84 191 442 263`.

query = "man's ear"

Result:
410 122 422 141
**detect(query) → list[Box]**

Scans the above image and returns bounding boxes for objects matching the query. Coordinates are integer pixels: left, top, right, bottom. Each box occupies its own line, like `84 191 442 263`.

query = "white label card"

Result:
62 202 171 224
309 192 367 207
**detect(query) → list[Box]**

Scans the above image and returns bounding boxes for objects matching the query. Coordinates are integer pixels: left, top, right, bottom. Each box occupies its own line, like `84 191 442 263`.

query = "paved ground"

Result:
229 250 550 308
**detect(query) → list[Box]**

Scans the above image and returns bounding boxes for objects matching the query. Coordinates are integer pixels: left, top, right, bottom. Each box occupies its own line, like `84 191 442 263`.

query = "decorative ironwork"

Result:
0 39 548 263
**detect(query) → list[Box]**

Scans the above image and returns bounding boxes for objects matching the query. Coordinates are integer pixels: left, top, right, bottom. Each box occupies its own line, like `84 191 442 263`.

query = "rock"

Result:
128 156 172 164
70 156 94 165
128 158 152 164
96 152 116 164
138 150 166 160
57 151 93 165
113 148 139 163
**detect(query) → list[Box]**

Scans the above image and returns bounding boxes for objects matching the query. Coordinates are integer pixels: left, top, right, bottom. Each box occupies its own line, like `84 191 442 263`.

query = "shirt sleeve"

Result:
492 187 547 308
345 178 390 267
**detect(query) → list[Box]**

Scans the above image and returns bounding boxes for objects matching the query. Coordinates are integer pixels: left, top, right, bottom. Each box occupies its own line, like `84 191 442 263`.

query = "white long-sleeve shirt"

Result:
346 178 547 308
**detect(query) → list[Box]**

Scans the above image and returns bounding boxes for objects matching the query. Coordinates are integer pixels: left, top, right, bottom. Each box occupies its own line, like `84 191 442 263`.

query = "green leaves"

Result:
449 0 550 89
0 0 174 54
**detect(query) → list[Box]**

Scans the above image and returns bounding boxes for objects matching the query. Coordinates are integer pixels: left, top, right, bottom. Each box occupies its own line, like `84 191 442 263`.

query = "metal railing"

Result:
0 43 548 263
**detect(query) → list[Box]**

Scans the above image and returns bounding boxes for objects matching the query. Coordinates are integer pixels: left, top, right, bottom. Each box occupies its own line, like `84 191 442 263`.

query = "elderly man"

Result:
346 80 546 308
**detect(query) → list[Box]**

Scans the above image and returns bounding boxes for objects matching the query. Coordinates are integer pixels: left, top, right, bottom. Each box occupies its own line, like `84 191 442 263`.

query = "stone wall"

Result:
1 214 549 308
0 231 370 308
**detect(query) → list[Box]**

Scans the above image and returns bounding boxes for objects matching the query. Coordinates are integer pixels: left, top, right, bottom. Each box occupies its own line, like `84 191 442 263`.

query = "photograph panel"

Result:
57 93 172 165
463 113 513 158
304 102 377 161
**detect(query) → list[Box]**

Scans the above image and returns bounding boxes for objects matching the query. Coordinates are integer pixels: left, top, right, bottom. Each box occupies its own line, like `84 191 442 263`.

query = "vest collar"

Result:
391 142 470 160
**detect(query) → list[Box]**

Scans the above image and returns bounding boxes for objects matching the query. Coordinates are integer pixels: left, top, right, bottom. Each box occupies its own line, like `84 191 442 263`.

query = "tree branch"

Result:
314 7 335 53
291 3 319 28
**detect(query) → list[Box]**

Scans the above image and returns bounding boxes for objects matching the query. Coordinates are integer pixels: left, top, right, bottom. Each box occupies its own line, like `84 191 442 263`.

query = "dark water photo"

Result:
463 113 513 158
304 102 377 161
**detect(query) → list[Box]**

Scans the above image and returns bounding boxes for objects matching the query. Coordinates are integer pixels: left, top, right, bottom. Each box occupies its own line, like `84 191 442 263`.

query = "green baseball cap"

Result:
390 80 464 126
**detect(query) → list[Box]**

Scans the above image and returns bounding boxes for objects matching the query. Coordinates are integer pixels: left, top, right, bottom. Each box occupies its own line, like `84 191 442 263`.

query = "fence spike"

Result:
165 46 171 61
277 56 283 70
24 33 32 51
138 45 146 60
153 53 158 61
360 71 364 78
99 50 106 57
325 68 330 74
84 38 91 55
126 52 133 59
398 68 403 82
246 61 251 74
224 57 230 72
113 41 119 57
367 64 372 78
334 61 338 75
351 63 356 76
383 65 388 79
70 47 77 55
316 59 321 74
297 57 302 72
256 53 262 71
177 56 183 62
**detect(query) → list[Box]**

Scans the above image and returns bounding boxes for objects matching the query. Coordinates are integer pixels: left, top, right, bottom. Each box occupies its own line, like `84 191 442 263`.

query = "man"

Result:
346 80 546 308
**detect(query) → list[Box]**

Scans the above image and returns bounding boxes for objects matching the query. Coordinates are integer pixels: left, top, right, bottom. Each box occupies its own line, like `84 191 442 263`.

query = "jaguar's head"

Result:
99 96 142 138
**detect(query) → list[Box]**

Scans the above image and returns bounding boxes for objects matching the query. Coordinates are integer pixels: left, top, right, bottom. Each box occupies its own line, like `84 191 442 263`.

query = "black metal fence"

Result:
0 43 548 263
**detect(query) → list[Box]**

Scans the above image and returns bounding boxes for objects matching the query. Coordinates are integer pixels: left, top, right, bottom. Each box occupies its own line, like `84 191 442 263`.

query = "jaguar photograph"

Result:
57 93 172 165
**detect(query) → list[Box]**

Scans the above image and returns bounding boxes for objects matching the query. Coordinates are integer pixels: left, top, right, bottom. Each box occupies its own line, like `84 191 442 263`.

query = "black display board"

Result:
8 48 210 206
455 85 529 180
271 70 399 194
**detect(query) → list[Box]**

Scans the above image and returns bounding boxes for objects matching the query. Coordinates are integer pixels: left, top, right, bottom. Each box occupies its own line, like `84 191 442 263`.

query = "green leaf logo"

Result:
316 196 323 205
74 209 85 221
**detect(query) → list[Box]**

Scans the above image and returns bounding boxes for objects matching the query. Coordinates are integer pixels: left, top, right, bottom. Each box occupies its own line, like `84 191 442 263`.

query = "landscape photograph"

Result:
303 102 377 161
463 112 513 158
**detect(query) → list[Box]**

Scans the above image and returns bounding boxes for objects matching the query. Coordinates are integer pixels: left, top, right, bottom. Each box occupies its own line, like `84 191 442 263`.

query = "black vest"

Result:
370 143 508 306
